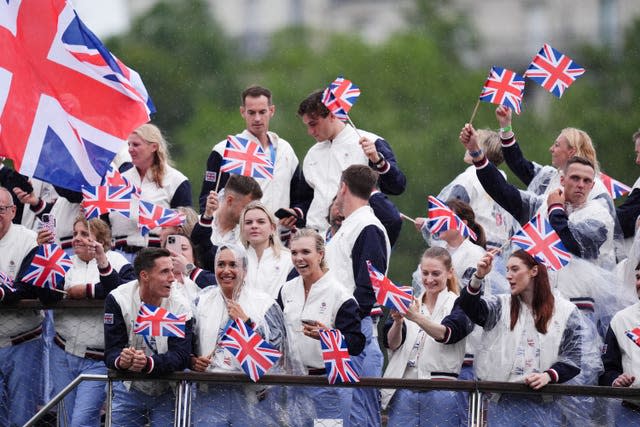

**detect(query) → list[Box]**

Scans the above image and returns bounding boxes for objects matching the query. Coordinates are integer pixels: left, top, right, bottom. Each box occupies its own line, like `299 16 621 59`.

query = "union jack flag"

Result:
134 303 186 338
0 0 153 191
524 44 585 98
102 165 140 195
219 318 282 382
81 185 133 219
221 135 274 179
599 172 632 200
138 200 186 236
511 213 572 271
625 327 640 348
366 261 413 314
479 67 525 114
22 244 73 289
0 271 15 290
319 329 360 384
427 196 477 241
321 76 361 120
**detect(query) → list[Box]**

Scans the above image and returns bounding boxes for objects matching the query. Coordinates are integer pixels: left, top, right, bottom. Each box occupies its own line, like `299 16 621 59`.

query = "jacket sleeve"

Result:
457 279 501 331
500 134 539 187
352 225 388 318
289 166 313 226
548 309 582 383
190 267 217 289
104 294 130 370
616 187 640 238
169 180 193 208
373 138 406 195
599 325 623 386
437 301 475 344
548 205 607 259
369 192 402 249
475 158 529 225
335 299 365 356
92 263 135 300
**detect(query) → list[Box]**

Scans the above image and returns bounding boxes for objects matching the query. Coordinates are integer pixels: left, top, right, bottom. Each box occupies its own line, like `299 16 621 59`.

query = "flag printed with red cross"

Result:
319 329 360 384
524 43 585 98
625 327 640 348
219 319 282 382
479 66 525 114
599 172 632 200
22 243 73 289
81 185 134 219
427 196 477 241
366 260 413 314
0 0 153 191
220 135 274 179
511 213 572 271
133 303 186 338
321 76 361 121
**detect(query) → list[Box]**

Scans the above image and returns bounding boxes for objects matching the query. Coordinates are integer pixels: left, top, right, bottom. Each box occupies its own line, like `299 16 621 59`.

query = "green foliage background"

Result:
107 0 640 281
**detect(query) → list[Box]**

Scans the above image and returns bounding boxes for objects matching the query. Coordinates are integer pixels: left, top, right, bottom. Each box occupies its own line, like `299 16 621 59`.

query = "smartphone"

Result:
40 213 56 240
301 319 317 326
166 234 187 254
275 208 296 220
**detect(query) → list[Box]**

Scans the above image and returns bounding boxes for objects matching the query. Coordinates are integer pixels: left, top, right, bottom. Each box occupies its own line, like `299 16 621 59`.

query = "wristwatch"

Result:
373 152 385 166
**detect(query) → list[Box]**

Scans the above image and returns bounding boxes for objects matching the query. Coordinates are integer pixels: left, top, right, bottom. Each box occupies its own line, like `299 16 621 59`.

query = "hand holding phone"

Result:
275 208 296 220
39 213 56 241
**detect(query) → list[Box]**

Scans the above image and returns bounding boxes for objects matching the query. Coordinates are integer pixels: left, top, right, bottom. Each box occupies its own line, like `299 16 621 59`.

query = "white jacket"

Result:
244 246 293 299
609 302 640 388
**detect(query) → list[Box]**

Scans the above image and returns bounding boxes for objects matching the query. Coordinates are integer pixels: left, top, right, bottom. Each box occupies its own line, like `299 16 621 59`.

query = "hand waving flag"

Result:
599 172 632 200
22 244 73 289
221 135 274 179
134 303 186 338
138 200 186 236
479 67 525 114
511 213 572 271
524 44 585 98
427 196 477 241
366 261 413 314
0 0 154 191
219 319 282 382
322 76 361 121
319 329 360 384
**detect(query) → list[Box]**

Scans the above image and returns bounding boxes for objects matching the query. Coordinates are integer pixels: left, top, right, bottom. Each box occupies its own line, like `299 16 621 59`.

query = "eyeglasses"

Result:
0 205 15 215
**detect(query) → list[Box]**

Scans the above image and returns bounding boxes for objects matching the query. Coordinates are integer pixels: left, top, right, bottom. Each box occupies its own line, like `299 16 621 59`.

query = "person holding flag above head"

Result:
296 79 406 235
104 247 193 427
382 246 473 427
277 228 365 425
189 243 289 426
198 86 306 228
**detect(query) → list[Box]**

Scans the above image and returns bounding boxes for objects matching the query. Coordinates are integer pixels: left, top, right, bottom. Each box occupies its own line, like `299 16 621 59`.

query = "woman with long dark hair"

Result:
459 249 584 426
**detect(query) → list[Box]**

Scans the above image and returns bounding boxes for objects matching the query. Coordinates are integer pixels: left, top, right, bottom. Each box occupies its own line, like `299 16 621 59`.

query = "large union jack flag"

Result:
219 318 282 382
138 200 186 236
22 243 73 289
524 44 585 98
134 303 186 338
0 0 154 192
366 260 413 314
479 66 525 114
319 329 360 384
599 172 632 200
625 327 640 348
81 185 134 219
427 196 477 241
511 213 572 271
321 76 361 121
221 135 274 179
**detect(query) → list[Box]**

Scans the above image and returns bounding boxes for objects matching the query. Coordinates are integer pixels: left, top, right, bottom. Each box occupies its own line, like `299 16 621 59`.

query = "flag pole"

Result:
346 115 363 138
400 213 416 223
468 99 481 125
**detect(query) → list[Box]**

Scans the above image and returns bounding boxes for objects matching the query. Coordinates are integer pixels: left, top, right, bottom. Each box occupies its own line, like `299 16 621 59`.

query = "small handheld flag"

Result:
599 172 632 200
479 66 525 114
138 200 186 236
22 244 73 289
366 261 413 314
134 303 186 338
511 213 572 271
524 43 585 98
427 196 477 241
220 135 274 180
81 185 133 219
625 327 640 348
219 319 282 382
319 329 360 384
321 76 361 121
